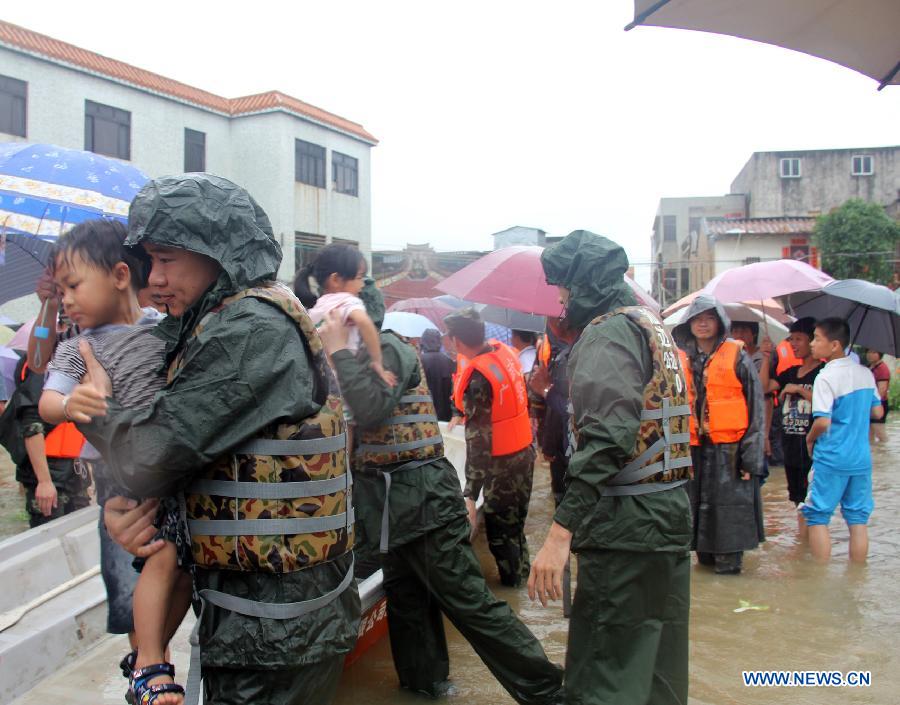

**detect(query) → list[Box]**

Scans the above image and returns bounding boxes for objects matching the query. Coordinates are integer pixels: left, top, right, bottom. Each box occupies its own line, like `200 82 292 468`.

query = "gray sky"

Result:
6 1 899 284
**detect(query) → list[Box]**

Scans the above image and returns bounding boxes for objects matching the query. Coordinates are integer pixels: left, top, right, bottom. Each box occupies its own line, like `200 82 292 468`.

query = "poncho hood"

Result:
540 230 636 330
672 293 732 352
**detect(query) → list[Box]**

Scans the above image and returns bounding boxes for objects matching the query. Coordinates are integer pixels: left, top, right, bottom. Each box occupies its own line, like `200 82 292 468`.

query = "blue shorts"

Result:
800 470 873 526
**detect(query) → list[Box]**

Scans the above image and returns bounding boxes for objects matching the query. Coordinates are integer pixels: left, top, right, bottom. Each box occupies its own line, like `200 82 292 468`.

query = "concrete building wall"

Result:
492 226 546 249
731 147 900 218
710 233 805 277
0 47 374 283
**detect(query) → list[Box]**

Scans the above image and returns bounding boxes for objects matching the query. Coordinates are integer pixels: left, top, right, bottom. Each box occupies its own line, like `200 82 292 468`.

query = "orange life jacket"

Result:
452 340 533 456
775 339 801 375
20 363 86 459
677 348 699 446
537 335 551 368
680 340 749 445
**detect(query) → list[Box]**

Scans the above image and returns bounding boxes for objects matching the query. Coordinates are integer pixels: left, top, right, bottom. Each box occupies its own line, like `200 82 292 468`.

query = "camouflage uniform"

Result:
333 329 562 704
7 362 89 528
462 368 535 587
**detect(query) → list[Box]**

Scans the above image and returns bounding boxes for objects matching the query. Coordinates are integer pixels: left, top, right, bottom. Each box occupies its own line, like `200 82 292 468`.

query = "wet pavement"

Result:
6 420 900 704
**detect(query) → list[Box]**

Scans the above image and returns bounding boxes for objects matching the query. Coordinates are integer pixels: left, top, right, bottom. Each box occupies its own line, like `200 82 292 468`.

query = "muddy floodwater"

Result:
5 420 900 704
335 424 900 705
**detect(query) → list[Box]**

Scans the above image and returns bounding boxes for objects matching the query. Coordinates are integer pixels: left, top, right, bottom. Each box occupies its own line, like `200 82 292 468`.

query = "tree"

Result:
814 199 900 286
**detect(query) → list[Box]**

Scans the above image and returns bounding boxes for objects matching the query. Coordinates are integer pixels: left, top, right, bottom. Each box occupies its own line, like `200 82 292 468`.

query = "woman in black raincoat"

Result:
673 294 766 574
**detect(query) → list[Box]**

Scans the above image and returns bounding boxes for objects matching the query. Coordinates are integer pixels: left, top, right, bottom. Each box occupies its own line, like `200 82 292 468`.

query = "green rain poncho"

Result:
81 175 359 701
541 231 691 705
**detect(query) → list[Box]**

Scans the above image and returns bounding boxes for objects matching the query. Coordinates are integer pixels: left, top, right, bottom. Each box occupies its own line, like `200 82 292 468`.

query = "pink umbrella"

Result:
387 297 455 332
7 318 34 351
701 260 833 303
663 290 789 322
436 246 660 317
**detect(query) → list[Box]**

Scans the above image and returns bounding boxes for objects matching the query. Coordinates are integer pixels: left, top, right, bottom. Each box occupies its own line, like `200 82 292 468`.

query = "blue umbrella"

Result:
0 142 149 305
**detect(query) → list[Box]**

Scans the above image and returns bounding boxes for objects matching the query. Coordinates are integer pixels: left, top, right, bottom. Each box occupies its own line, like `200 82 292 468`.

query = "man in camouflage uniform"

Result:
2 357 89 527
78 174 359 705
529 231 693 705
319 288 563 704
446 308 535 587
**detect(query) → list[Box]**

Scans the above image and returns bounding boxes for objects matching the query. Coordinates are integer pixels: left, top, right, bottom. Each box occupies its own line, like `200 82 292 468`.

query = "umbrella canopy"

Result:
0 346 20 395
627 0 900 90
0 142 149 304
7 318 33 351
387 297 455 332
785 279 900 355
479 305 546 333
436 246 660 318
0 314 16 326
701 259 833 304
0 325 13 347
664 303 791 342
663 290 790 322
382 311 437 339
436 246 564 317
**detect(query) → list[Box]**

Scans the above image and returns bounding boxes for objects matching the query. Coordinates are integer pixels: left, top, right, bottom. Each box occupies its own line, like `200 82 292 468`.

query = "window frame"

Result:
851 155 873 176
84 99 131 160
0 74 27 138
779 157 801 179
295 139 326 188
332 151 359 197
662 215 677 242
184 127 206 172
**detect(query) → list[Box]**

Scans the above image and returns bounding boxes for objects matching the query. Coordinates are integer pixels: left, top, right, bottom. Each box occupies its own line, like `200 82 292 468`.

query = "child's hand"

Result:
371 361 398 387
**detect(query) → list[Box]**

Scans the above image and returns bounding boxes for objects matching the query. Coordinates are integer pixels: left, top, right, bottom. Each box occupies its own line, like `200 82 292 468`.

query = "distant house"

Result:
492 226 547 249
650 146 900 305
0 19 377 282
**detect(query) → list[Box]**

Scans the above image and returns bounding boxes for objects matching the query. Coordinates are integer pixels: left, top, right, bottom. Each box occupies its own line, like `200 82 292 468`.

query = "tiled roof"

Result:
706 216 816 235
0 20 378 145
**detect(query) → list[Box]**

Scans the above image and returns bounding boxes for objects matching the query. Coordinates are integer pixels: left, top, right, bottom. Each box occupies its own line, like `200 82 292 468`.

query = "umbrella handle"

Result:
31 298 53 369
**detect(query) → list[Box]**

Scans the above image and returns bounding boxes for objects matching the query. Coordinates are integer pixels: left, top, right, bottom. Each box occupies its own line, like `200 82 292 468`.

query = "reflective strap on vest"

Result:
232 433 347 456
189 472 353 500
188 507 354 536
357 435 444 455
608 397 691 487
603 479 689 497
183 557 355 705
398 394 433 403
383 413 439 425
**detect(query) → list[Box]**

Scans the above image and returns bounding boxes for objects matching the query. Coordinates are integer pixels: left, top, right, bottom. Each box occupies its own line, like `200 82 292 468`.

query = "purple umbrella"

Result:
701 259 833 303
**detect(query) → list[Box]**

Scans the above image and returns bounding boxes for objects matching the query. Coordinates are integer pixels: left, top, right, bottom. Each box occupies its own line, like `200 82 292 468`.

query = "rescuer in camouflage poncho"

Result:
318 287 563 704
446 308 536 587
529 231 693 705
76 174 359 705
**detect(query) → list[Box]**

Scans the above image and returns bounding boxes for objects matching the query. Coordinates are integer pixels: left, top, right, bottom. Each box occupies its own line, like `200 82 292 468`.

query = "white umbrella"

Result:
627 0 900 90
382 311 436 339
664 304 791 343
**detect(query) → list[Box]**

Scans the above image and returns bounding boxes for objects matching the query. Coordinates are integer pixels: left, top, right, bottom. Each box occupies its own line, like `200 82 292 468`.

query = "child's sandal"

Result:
120 650 137 704
130 663 184 705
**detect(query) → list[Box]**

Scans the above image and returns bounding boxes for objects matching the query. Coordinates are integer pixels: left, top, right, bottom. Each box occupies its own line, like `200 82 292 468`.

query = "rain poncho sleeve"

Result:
553 314 650 533
81 299 321 497
736 347 766 476
331 335 418 429
462 371 494 500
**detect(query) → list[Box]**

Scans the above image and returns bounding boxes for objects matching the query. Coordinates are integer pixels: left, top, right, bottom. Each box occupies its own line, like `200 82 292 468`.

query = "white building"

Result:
0 19 377 282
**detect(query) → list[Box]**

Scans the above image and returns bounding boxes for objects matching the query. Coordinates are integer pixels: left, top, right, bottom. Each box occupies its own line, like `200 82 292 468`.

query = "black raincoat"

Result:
82 174 359 704
672 294 766 564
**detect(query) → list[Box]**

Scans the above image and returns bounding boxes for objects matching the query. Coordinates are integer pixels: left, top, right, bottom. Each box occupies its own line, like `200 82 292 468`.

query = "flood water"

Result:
336 423 900 705
5 422 900 704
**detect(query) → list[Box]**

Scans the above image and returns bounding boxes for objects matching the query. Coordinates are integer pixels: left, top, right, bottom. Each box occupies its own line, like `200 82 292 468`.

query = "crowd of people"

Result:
0 173 892 705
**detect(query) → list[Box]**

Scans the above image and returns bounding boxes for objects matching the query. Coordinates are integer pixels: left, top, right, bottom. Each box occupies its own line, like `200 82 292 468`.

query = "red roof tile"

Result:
0 20 377 145
706 217 816 235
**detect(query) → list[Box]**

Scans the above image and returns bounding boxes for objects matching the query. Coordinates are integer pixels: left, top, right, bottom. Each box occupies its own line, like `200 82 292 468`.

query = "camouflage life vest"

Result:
175 283 354 574
588 306 693 497
356 353 444 467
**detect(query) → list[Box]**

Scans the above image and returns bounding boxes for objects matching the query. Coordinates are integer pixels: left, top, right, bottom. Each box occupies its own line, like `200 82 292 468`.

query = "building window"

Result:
295 232 326 272
663 269 678 297
680 267 690 295
743 256 761 265
852 155 873 176
0 74 26 137
332 151 358 196
295 139 326 188
779 158 801 178
663 215 677 242
332 237 359 248
184 128 206 172
85 100 130 160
